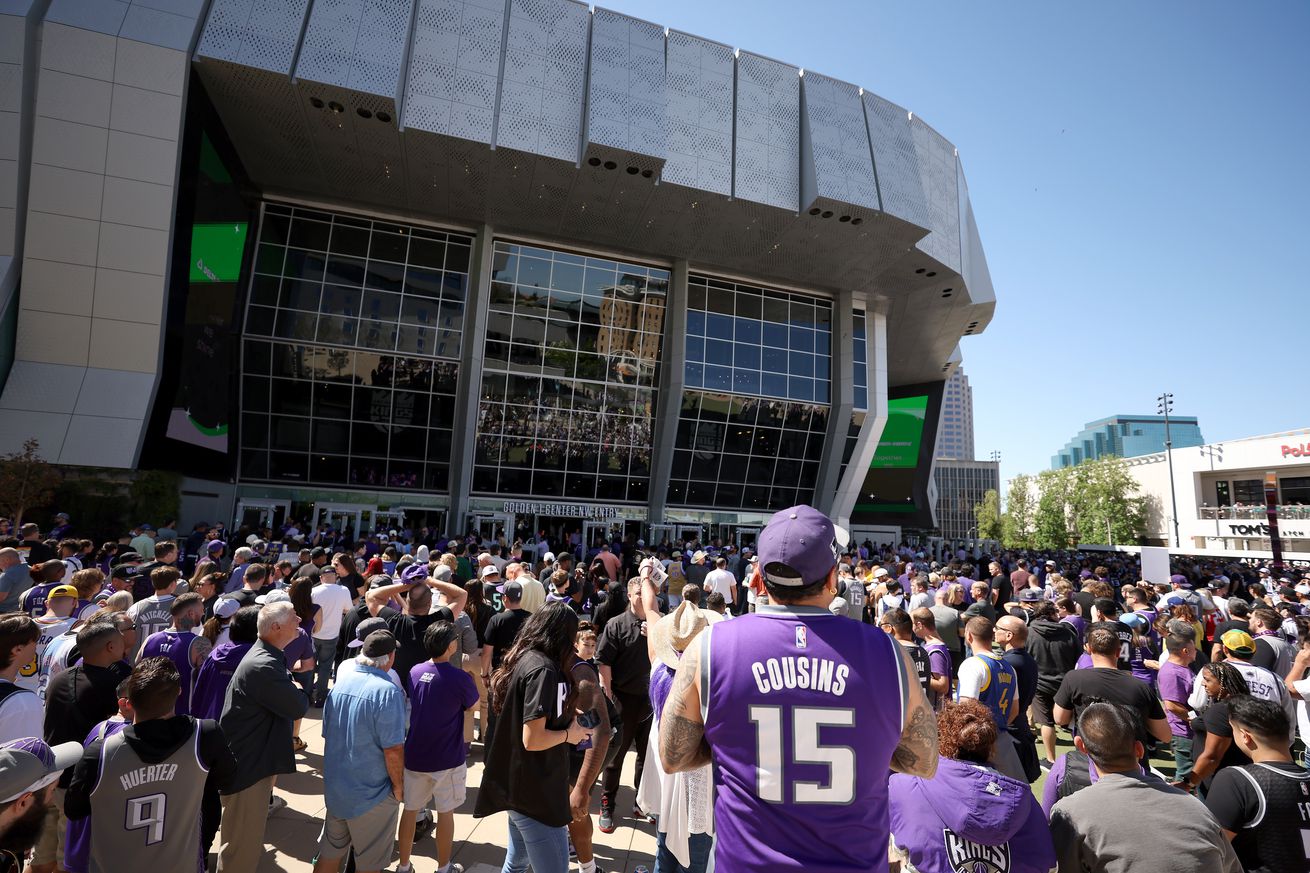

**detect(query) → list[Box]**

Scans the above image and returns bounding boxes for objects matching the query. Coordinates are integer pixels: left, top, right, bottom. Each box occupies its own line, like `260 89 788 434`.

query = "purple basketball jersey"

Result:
702 605 908 873
140 629 199 715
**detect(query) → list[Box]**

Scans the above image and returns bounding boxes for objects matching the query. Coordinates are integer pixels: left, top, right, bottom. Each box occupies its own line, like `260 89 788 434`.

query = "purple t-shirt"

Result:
1156 660 1194 738
1061 614 1086 643
284 628 313 669
405 661 479 773
923 640 952 709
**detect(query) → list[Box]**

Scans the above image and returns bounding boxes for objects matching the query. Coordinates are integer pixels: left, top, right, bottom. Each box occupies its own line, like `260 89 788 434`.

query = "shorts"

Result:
317 794 400 870
32 787 65 867
1030 690 1057 728
403 764 466 813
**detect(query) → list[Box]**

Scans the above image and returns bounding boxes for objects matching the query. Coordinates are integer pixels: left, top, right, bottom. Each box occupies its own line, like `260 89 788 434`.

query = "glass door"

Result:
235 499 289 533
318 504 369 541
734 527 760 551
648 523 675 550
677 524 704 545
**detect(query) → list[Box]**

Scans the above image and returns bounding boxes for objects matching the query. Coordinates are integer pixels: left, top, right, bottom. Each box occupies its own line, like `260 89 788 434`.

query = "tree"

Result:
1002 473 1036 549
974 489 1003 542
0 438 62 527
1032 467 1073 549
1069 456 1148 545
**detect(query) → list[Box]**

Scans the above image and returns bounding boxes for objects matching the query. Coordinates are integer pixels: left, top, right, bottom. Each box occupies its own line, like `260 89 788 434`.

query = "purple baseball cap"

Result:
1169 574 1192 589
757 505 849 587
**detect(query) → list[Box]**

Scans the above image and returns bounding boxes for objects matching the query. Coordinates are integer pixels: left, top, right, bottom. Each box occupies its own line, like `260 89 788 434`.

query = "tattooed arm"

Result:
889 641 939 778
660 629 713 773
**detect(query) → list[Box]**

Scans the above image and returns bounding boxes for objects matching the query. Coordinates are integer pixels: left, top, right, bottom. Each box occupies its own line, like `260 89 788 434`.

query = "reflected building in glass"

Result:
0 0 995 545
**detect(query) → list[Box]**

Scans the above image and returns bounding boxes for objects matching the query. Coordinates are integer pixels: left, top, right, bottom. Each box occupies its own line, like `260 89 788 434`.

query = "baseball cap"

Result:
207 540 226 552
255 589 291 605
0 738 83 802
872 567 889 579
480 565 500 579
757 505 848 588
213 598 241 619
1019 588 1044 602
348 617 388 648
1120 612 1150 630
430 563 453 582
139 524 154 532
1220 629 1256 656
47 584 77 601
310 547 327 559
1169 574 1192 589
114 552 143 566
1044 560 1056 567
400 563 429 586
1207 578 1228 590
498 580 523 600
361 630 397 658
542 552 556 564
54 512 68 520
110 565 137 580
1165 595 1187 607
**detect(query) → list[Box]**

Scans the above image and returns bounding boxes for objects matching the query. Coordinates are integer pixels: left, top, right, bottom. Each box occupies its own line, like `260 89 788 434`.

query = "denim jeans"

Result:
312 637 338 697
655 830 713 873
502 810 568 873
1171 734 1194 783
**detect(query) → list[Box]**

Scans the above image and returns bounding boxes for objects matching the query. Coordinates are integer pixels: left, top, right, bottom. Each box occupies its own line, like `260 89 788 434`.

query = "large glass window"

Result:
685 275 832 404
1232 479 1264 504
668 392 827 512
238 205 468 491
473 242 667 503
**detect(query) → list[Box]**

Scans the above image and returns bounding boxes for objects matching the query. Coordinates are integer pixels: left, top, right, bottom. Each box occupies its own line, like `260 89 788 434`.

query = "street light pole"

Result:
1157 392 1181 548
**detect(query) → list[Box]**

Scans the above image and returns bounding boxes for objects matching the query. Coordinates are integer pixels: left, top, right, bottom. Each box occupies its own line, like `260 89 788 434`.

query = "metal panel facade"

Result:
295 0 414 99
585 8 665 167
733 51 799 212
403 0 505 143
494 0 589 164
799 72 879 213
662 30 732 195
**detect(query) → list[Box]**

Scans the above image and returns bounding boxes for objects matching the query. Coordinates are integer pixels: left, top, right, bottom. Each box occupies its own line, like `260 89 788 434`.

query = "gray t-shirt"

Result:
1050 772 1240 873
930 604 962 653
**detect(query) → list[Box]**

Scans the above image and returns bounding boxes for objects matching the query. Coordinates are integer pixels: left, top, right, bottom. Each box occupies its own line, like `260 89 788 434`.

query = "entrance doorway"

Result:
317 503 370 541
583 521 625 552
235 499 289 533
467 513 512 544
676 524 704 545
734 527 760 551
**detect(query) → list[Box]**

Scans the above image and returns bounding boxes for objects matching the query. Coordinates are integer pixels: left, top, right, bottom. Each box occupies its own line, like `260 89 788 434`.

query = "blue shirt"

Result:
0 564 30 612
321 661 407 819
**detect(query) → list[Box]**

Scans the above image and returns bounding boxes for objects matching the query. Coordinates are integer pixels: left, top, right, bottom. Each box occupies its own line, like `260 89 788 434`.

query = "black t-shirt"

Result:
474 649 572 826
1191 699 1251 792
1250 638 1281 672
596 610 651 696
991 573 1013 608
1204 760 1310 873
379 608 442 693
1072 590 1095 618
484 609 531 670
1053 667 1165 742
226 588 259 609
25 541 54 565
44 660 133 786
1213 618 1249 643
1003 648 1039 736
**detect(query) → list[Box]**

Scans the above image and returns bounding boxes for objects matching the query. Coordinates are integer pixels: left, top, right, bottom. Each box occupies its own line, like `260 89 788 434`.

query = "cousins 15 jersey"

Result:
702 604 908 873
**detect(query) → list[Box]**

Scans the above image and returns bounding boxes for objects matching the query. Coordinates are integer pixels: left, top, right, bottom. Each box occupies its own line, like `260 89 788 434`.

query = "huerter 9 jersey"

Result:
701 604 908 873
88 719 207 873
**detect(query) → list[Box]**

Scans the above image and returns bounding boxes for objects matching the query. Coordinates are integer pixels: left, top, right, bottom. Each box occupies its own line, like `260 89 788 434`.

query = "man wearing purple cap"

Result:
660 505 938 873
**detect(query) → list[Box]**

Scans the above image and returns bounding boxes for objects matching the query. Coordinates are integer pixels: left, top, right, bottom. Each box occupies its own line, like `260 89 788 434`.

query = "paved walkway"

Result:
252 708 657 872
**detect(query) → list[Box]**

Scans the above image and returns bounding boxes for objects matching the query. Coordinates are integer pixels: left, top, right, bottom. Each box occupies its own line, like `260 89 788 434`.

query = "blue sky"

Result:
611 0 1310 479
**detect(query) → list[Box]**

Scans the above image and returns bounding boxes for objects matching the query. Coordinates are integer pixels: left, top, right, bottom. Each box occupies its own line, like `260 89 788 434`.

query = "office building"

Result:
933 458 1000 541
1052 415 1202 469
935 366 974 460
0 0 994 547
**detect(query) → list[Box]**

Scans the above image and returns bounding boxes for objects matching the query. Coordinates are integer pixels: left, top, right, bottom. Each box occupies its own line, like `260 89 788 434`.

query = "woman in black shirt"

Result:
476 602 593 873
1182 661 1250 795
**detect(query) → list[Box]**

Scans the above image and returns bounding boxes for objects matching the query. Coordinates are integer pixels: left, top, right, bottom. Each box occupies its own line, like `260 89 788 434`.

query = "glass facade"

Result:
933 461 1000 540
837 311 868 485
239 205 469 490
670 275 831 512
472 242 667 504
685 275 832 403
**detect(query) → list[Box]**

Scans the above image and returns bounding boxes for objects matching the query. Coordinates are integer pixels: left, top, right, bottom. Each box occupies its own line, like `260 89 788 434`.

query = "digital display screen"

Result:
868 395 928 468
188 223 248 283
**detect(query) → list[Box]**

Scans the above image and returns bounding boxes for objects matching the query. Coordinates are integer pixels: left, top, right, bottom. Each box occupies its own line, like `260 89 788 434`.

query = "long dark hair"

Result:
1203 661 1250 700
592 580 629 634
463 579 484 627
490 602 579 715
288 576 315 626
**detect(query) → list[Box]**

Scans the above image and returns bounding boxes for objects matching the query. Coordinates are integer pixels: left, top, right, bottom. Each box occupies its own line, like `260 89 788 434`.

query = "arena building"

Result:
0 0 995 546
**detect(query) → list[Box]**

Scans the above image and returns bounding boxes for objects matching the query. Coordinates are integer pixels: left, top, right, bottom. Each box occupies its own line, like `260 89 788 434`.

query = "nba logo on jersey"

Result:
794 625 807 649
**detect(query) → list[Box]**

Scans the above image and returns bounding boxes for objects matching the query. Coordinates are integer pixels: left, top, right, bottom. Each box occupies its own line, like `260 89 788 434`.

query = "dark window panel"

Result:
715 483 743 508
445 244 471 275
690 451 720 480
388 423 426 460
240 413 269 449
246 305 276 336
270 379 310 416
718 451 747 482
626 477 649 503
261 213 290 245
687 480 716 505
329 224 370 258
473 466 499 492
364 259 405 293
498 468 531 495
269 451 307 481
310 454 348 483
283 250 327 284
351 418 389 456
254 243 285 276
349 457 387 487
243 340 271 374
387 459 422 489
288 218 331 251
531 470 565 495
408 237 447 270
369 230 409 264
747 455 776 484
743 486 770 509
670 449 692 479
249 275 280 306
311 418 349 454
242 375 270 412
240 450 268 479
666 480 687 504
424 464 449 492
564 472 595 499
323 254 366 287
358 318 397 351
432 363 458 395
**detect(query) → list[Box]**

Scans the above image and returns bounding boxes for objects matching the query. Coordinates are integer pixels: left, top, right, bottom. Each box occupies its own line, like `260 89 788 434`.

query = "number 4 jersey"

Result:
702 604 910 873
86 717 209 873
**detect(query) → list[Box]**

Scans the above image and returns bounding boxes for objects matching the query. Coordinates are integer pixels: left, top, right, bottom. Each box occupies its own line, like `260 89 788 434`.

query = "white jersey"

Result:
39 631 80 699
1230 661 1296 726
18 615 78 693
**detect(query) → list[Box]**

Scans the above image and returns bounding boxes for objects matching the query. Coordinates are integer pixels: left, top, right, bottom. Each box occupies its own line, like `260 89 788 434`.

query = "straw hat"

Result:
650 601 713 666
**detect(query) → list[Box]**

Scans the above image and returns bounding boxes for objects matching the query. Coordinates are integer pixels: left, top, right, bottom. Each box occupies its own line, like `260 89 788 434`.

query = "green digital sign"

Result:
868 394 928 468
188 222 248 283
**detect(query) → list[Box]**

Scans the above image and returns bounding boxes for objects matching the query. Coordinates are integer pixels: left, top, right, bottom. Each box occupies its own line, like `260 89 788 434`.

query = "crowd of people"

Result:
0 508 1306 872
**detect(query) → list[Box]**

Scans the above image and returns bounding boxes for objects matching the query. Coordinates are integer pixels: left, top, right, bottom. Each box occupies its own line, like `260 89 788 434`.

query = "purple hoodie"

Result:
889 758 1055 873
190 641 253 721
